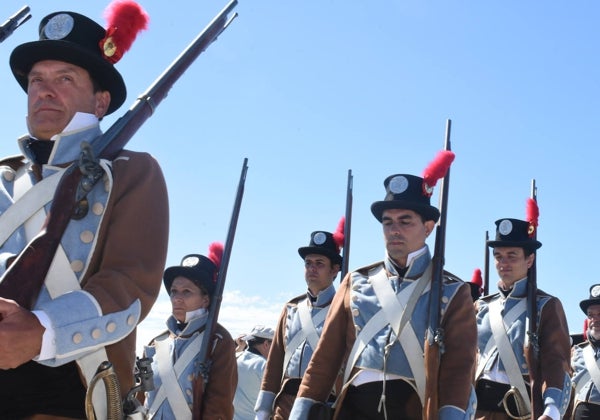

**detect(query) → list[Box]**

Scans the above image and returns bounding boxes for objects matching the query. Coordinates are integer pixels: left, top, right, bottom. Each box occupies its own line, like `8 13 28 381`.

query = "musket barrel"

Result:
0 5 31 43
341 169 353 280
194 158 248 416
99 0 238 160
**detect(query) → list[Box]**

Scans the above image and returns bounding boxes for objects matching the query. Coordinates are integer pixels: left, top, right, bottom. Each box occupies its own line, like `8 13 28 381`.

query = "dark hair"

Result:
247 337 270 349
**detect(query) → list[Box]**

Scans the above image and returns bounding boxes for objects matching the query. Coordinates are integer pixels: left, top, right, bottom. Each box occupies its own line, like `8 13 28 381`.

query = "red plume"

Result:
207 242 224 271
470 268 483 288
100 0 149 64
525 197 539 238
421 150 455 197
332 217 345 252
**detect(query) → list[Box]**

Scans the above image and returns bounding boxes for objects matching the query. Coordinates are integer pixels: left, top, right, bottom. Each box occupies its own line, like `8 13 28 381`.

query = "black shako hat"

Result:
580 284 600 314
371 174 440 223
298 231 343 266
163 254 218 297
486 218 542 251
10 11 127 115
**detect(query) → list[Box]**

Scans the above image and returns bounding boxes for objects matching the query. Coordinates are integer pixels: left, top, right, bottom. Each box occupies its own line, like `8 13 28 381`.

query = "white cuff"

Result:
255 410 270 420
543 403 560 420
32 310 56 360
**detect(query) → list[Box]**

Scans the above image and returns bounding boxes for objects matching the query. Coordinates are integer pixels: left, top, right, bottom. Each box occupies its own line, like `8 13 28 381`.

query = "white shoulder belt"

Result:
339 264 431 405
485 299 531 414
282 300 327 379
148 333 204 419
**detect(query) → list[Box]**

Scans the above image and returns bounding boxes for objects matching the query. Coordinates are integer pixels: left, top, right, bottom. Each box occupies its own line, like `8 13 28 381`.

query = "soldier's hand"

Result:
0 298 44 369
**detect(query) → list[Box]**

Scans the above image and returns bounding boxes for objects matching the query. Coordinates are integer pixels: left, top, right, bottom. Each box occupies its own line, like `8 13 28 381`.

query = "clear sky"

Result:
1 1 599 352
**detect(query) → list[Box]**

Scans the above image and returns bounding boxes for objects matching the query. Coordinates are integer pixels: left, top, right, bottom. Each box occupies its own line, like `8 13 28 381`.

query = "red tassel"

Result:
526 197 539 238
100 0 149 64
471 268 483 287
526 198 539 228
332 217 345 251
422 150 455 196
208 242 224 271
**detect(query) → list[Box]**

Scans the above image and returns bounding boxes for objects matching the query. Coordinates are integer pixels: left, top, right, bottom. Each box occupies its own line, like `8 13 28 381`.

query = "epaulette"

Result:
479 292 500 302
355 261 384 276
148 329 170 345
575 340 591 350
534 288 553 298
442 269 464 284
288 293 309 305
0 154 26 171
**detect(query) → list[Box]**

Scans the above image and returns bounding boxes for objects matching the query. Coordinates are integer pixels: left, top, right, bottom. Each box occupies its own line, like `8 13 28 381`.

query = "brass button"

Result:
80 230 94 243
2 170 15 182
70 260 84 273
92 202 105 215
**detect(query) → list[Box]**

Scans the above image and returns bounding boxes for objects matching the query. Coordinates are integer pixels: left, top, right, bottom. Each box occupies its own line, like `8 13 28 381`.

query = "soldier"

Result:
234 325 275 420
475 217 571 419
255 220 344 419
0 2 169 418
143 243 238 419
289 170 478 420
571 284 600 419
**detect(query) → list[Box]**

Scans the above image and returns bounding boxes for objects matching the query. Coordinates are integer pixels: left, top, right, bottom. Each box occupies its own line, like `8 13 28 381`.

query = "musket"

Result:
0 5 31 43
524 179 543 418
122 357 155 416
483 230 490 295
194 158 248 419
0 0 238 310
423 119 452 419
340 169 353 281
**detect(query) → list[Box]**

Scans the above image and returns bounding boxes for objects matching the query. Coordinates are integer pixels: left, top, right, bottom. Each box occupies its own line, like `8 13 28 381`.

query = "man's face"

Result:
26 60 110 140
492 247 534 289
304 254 339 295
587 304 600 341
382 208 434 267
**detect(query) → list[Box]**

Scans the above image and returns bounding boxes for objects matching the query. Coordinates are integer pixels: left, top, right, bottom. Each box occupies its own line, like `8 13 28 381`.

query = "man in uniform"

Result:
289 172 477 420
475 218 571 419
570 285 600 419
234 325 275 419
0 3 169 418
255 224 343 420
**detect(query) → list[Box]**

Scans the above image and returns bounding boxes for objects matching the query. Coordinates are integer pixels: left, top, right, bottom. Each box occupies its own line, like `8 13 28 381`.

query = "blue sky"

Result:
1 1 599 351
